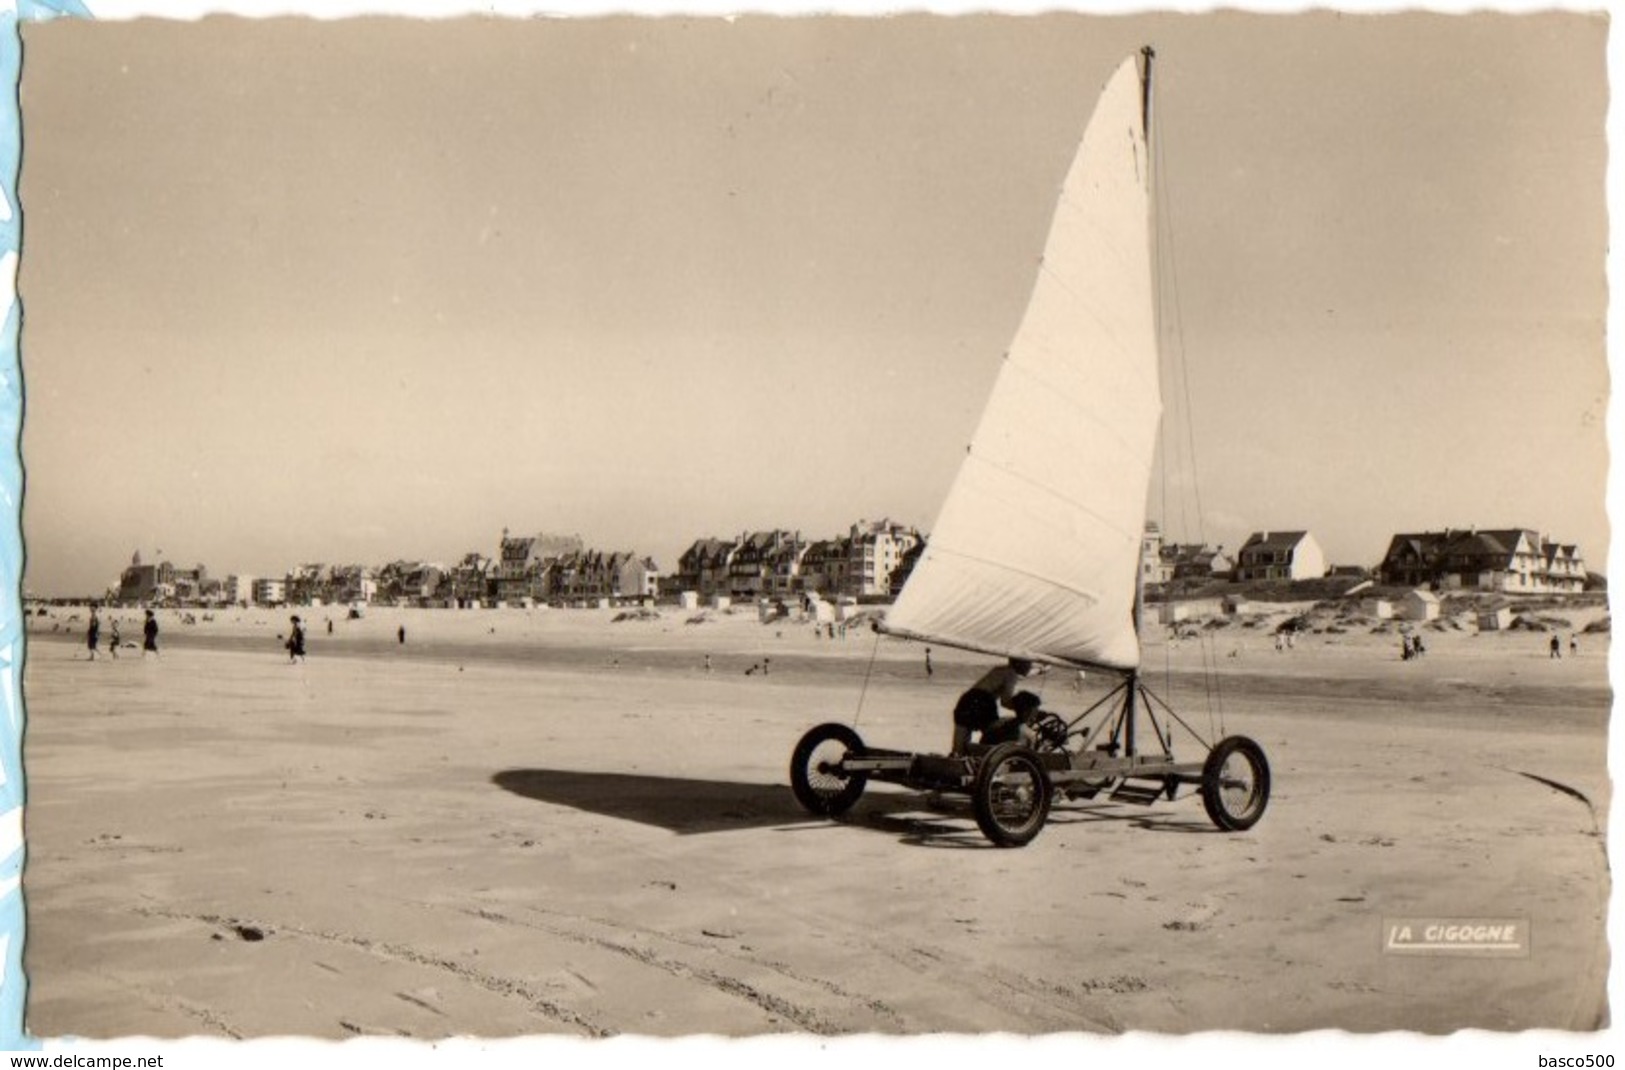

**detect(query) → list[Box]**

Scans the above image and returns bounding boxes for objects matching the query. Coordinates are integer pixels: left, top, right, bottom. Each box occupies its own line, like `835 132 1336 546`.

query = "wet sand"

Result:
17 604 1612 1039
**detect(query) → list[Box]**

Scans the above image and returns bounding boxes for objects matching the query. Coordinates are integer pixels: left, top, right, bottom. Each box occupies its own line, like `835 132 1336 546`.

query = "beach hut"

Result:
1400 590 1441 622
1477 606 1514 632
711 595 732 611
836 597 860 622
1160 602 1192 625
678 591 700 611
1361 598 1394 620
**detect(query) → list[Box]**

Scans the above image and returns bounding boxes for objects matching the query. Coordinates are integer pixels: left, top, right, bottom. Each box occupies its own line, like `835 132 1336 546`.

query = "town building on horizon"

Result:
250 577 286 606
1232 531 1328 583
117 551 221 605
1139 524 1236 589
675 519 920 602
1140 523 1174 586
497 530 585 604
1377 528 1587 594
77 516 1597 612
447 553 495 609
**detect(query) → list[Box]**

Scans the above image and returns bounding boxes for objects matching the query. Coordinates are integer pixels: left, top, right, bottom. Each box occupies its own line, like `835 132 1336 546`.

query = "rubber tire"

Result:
1201 735 1270 831
790 723 869 817
972 743 1052 848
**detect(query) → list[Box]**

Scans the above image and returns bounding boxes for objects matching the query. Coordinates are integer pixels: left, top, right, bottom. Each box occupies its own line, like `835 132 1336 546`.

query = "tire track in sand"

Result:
463 902 1120 1033
463 905 864 1034
91 969 245 1039
133 907 609 1037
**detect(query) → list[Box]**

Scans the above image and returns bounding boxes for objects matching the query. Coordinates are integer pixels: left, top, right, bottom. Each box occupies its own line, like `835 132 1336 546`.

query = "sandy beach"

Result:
16 601 1611 1038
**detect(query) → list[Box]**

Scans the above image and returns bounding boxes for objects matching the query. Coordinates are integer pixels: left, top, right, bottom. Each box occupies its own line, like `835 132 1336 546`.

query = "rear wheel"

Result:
790 723 868 816
1201 735 1270 831
972 744 1052 847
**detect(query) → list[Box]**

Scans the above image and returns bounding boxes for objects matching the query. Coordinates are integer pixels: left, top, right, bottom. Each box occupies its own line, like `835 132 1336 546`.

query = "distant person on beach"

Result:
1550 635 1562 659
1570 635 1579 656
109 619 121 658
327 619 334 635
925 647 933 678
398 625 406 645
286 616 306 663
951 658 1039 755
85 609 100 660
142 611 159 657
704 654 712 673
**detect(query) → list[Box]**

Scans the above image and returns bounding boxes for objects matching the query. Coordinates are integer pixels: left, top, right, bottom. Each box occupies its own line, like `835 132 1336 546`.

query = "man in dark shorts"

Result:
951 657 1041 755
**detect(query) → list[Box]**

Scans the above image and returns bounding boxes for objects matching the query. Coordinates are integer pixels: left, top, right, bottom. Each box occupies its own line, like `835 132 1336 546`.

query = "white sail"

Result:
882 55 1160 673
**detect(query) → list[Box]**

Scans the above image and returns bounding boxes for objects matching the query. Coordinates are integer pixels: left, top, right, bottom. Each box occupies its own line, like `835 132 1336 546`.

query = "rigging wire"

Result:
849 623 884 728
1148 60 1228 739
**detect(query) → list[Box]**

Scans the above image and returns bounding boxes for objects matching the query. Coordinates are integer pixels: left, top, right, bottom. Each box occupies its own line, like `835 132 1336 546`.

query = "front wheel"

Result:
790 723 868 816
1201 735 1270 831
972 744 1052 847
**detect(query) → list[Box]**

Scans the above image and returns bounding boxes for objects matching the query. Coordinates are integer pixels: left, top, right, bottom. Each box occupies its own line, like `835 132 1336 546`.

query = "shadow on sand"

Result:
493 767 1216 845
494 767 823 836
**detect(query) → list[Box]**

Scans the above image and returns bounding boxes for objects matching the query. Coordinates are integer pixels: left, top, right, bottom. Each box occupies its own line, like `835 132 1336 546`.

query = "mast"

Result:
1140 45 1155 139
1132 45 1157 665
1126 46 1157 755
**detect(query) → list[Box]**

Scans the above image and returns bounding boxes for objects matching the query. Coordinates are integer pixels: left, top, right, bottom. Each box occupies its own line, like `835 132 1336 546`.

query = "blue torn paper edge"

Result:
1 0 94 1051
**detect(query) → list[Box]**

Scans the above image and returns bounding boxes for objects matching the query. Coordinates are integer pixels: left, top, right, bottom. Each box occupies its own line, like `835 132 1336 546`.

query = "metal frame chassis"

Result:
832 670 1215 797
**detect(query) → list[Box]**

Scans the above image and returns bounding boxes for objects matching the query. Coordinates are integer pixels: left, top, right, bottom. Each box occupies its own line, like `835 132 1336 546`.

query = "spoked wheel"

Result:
972 743 1052 848
1201 735 1270 831
790 723 869 817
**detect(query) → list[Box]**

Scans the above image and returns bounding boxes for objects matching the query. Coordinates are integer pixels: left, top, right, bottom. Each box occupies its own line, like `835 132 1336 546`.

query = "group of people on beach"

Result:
1400 633 1427 660
78 607 418 665
83 608 158 660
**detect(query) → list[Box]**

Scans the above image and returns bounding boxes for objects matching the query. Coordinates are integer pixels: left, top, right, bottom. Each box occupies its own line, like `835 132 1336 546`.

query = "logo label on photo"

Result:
1383 917 1529 956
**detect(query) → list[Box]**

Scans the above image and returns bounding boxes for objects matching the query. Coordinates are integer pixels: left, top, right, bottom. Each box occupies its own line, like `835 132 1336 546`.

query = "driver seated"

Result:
952 670 1044 754
982 690 1044 748
950 657 1032 754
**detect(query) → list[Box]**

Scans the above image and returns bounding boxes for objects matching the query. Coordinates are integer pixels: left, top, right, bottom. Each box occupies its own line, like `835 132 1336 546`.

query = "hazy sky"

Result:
14 11 1609 596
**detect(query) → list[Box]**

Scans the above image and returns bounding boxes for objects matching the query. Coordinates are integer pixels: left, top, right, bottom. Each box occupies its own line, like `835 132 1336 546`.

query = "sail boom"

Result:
873 619 1134 678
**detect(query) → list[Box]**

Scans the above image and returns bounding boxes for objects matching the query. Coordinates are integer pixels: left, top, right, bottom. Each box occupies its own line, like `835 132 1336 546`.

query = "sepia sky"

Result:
13 10 1609 597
